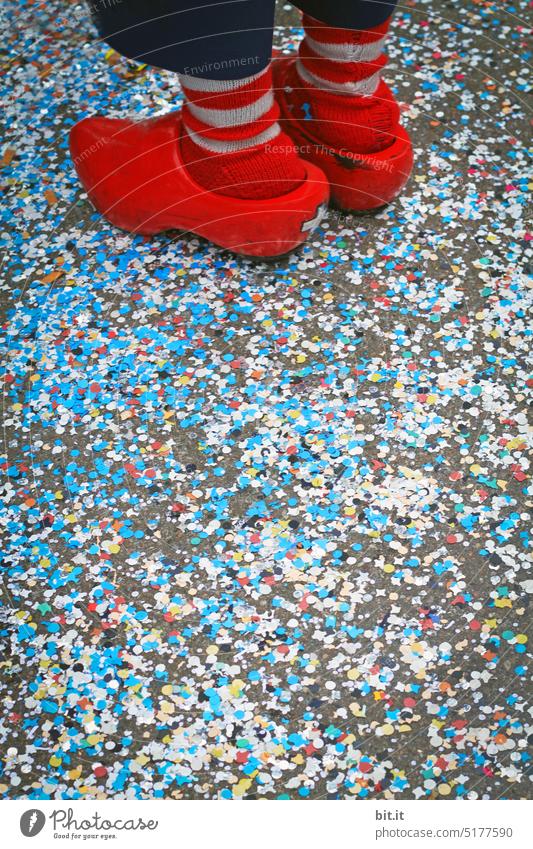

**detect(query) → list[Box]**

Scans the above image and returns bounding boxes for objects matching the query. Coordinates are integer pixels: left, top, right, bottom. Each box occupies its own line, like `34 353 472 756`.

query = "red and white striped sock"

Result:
286 14 400 153
179 66 305 200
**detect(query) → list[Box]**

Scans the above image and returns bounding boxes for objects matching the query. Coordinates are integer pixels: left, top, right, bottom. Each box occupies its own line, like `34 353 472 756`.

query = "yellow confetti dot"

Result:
229 679 245 698
438 783 451 796
515 634 527 644
233 778 252 797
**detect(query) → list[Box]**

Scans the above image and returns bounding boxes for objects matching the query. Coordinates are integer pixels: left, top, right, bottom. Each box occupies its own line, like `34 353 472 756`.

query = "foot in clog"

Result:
69 65 329 258
273 14 413 212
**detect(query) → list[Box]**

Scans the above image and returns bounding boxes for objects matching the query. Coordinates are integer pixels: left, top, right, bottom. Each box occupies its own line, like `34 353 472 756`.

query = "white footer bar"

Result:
3 798 531 849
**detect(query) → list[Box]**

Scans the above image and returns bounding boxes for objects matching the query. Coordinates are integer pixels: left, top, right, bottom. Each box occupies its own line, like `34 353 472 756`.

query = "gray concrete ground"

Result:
0 0 531 800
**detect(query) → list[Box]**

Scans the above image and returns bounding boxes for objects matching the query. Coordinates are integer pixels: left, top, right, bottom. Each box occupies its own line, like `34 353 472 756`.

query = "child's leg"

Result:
286 0 401 152
90 0 305 199
274 0 412 210
70 0 330 256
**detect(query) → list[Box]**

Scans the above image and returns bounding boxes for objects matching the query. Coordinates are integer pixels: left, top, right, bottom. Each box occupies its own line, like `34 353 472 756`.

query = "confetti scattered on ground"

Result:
1 0 531 800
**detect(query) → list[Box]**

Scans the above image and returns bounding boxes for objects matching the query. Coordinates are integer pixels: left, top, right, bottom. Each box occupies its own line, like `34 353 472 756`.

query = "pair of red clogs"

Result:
69 57 413 258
